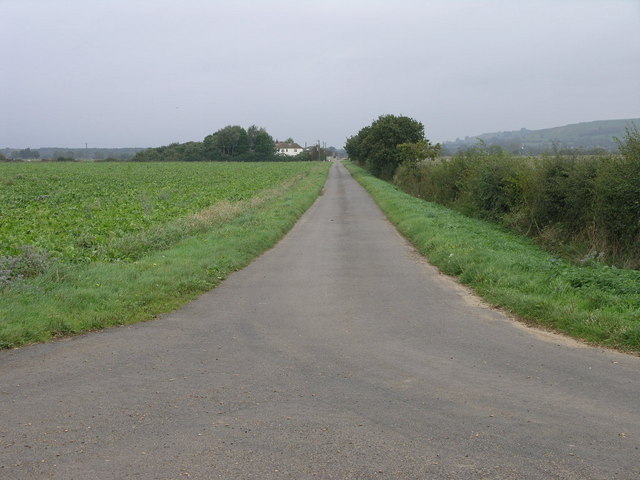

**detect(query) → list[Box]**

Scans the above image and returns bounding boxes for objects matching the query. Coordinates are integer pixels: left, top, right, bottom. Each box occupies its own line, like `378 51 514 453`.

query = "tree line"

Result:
346 115 640 268
133 125 310 162
1 148 40 161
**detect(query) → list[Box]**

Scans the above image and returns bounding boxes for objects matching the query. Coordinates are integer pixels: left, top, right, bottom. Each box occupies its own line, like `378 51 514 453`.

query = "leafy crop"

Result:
0 161 330 348
0 162 313 263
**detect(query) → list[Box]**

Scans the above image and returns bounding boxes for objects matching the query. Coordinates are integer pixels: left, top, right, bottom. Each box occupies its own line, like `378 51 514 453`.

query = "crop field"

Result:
0 160 330 348
0 161 315 262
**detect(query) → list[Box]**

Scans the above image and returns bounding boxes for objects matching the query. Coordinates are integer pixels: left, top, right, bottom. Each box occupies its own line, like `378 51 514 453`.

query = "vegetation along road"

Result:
1 161 639 479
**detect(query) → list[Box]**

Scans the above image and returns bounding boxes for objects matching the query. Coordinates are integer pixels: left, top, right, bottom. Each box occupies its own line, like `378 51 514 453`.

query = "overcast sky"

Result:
1 0 639 149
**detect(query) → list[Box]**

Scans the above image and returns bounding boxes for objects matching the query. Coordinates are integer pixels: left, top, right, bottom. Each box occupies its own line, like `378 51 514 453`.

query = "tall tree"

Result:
345 115 426 179
203 125 247 157
252 129 276 158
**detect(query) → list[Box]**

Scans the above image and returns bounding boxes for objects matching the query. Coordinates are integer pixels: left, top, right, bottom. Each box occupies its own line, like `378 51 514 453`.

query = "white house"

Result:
275 142 303 157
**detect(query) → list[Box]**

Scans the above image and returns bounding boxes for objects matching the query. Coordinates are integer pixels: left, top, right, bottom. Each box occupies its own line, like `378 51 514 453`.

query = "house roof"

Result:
275 142 302 149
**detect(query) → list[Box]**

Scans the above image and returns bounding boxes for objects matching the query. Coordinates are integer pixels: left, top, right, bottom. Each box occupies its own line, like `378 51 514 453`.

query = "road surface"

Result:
1 161 639 479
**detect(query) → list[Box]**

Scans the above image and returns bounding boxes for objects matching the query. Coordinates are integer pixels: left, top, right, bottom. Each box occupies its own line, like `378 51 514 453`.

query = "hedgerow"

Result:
394 125 640 268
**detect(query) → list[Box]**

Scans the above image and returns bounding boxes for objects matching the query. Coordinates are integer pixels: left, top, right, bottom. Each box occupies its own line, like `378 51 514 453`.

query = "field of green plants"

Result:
1 161 313 263
0 161 330 348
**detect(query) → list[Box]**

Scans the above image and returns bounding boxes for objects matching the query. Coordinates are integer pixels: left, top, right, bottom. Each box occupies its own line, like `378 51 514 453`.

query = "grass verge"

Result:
345 161 640 353
0 163 330 349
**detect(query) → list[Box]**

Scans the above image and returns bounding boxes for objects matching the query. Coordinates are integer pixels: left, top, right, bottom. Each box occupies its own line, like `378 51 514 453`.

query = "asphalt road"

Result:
1 161 639 479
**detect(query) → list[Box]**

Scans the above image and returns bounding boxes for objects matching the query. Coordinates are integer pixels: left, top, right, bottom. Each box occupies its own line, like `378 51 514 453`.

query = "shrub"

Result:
593 157 640 265
393 126 640 269
462 151 520 221
0 245 52 288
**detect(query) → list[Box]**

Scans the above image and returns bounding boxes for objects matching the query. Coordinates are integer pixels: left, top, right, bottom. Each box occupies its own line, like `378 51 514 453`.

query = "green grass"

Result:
345 161 640 353
0 162 330 348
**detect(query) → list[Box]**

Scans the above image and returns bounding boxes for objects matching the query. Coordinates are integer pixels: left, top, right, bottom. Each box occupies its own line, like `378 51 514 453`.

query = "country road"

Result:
1 161 639 479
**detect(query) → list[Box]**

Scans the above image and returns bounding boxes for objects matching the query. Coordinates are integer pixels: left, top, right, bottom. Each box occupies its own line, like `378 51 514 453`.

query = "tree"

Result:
252 129 276 159
180 141 205 162
247 125 261 151
132 124 276 162
397 139 441 168
345 126 370 165
203 125 248 157
11 148 40 160
615 122 640 163
345 114 427 179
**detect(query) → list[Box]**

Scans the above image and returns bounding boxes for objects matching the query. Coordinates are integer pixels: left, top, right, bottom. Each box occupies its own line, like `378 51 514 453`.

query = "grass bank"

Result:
0 163 330 348
345 161 640 353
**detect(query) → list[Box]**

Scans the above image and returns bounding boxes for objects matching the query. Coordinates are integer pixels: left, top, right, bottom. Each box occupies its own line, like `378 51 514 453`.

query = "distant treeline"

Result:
1 125 339 163
0 147 144 161
132 125 314 162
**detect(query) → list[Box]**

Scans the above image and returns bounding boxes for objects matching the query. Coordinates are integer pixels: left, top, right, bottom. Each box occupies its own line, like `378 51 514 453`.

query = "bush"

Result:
393 126 640 268
0 246 52 288
461 150 519 221
593 158 640 263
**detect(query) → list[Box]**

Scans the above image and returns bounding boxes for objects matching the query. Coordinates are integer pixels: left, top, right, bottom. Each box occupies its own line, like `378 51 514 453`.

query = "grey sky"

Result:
1 0 639 149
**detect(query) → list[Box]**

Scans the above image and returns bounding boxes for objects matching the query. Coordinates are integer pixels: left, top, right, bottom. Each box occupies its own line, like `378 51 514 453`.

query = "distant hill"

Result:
443 118 640 154
1 147 145 161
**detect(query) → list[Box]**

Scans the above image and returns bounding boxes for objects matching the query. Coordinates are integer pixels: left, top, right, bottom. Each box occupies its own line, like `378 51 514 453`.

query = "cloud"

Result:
1 0 638 147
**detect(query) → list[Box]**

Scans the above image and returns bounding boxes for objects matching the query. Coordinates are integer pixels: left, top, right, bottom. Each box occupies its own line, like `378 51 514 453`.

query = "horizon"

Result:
3 116 639 151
